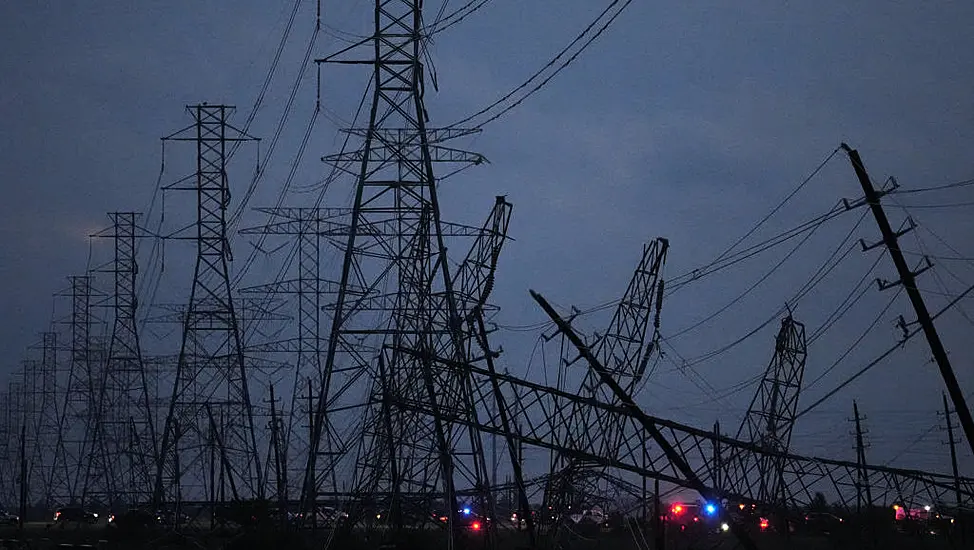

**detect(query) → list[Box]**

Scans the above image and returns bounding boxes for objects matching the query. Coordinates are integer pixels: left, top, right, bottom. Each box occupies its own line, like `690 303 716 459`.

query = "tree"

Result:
809 492 829 512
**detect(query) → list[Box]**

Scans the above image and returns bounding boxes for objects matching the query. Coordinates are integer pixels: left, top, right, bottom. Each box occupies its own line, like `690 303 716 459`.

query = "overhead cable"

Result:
449 0 634 129
888 177 974 195
797 279 974 419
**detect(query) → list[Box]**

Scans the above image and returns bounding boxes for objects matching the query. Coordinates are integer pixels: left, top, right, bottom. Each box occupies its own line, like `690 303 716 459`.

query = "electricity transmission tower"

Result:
84 212 158 509
726 315 807 505
49 275 102 506
16 331 60 508
545 239 667 518
239 208 331 502
154 105 264 507
300 4 502 544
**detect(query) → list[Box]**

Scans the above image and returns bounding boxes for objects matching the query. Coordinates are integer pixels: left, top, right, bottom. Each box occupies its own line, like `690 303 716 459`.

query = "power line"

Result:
228 19 321 234
888 200 974 210
449 0 634 129
802 285 904 394
797 278 974 420
699 148 840 271
428 0 493 36
888 177 974 195
668 204 867 340
665 204 852 294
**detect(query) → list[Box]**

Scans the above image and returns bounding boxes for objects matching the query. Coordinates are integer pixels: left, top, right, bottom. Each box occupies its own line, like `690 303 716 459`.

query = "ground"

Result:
0 521 968 549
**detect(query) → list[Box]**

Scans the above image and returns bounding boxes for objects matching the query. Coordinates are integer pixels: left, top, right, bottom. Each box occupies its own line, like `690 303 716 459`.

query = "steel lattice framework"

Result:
49 275 97 506
299 7 505 544
544 239 668 523
724 315 807 506
154 105 263 506
240 208 330 503
23 331 60 507
85 212 158 509
534 294 974 507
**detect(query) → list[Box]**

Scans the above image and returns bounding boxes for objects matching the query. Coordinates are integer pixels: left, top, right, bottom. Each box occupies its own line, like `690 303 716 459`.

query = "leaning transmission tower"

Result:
725 315 807 505
300 1 505 546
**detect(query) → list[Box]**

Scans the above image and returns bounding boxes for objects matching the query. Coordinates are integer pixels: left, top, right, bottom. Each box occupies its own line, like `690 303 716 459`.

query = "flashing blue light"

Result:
704 503 717 515
462 508 471 515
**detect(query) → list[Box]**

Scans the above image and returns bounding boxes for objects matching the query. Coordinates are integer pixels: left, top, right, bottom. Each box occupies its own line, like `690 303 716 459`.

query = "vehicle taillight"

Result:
759 518 769 530
472 521 481 530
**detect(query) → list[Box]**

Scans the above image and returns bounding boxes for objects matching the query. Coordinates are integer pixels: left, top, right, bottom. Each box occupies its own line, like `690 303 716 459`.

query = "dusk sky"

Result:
2 0 974 481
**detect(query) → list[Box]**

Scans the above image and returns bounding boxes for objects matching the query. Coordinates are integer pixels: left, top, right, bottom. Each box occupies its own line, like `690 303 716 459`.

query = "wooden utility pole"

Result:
944 392 964 542
853 402 872 510
853 401 875 547
843 143 974 458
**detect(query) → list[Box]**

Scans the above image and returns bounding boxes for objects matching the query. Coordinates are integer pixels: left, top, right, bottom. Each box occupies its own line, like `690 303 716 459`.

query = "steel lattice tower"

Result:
154 105 263 506
727 315 807 504
49 275 97 506
240 209 330 502
545 240 667 519
84 213 158 509
29 331 60 507
301 3 499 544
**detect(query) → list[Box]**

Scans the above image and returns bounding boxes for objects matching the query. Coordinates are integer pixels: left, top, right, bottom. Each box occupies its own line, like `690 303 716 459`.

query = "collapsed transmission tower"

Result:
545 239 667 517
85 212 158 508
154 105 263 506
725 315 807 505
301 3 504 544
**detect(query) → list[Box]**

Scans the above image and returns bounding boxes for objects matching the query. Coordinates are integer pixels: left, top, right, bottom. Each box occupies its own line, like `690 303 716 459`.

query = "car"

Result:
667 502 719 533
54 507 98 525
433 509 488 532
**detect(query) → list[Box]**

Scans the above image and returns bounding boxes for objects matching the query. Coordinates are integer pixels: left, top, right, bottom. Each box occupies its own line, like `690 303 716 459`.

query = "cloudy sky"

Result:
2 0 974 481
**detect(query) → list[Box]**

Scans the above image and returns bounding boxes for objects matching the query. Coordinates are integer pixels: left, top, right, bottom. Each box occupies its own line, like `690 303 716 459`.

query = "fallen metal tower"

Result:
545 239 667 521
725 314 807 505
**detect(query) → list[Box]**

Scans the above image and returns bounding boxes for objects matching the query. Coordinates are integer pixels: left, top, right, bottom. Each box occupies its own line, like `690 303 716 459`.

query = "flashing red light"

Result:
672 504 683 514
472 521 481 530
759 518 769 530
